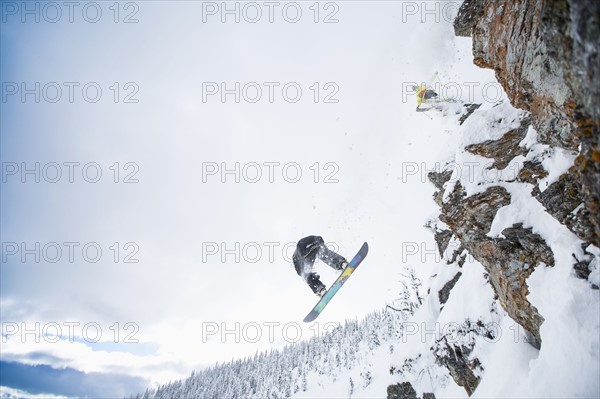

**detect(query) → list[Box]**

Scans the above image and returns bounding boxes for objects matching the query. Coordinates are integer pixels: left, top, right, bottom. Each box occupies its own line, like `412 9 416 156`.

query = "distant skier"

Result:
413 84 438 111
293 235 348 297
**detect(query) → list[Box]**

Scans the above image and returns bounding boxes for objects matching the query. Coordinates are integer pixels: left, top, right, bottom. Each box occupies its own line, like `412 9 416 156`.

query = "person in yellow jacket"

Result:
413 84 439 111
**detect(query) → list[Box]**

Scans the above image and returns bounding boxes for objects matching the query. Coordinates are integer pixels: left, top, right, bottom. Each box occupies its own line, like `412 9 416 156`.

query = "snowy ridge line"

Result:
131 309 404 399
131 256 548 399
132 265 424 398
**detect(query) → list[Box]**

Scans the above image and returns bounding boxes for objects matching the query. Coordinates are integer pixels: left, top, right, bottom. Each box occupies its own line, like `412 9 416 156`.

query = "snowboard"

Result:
303 242 369 323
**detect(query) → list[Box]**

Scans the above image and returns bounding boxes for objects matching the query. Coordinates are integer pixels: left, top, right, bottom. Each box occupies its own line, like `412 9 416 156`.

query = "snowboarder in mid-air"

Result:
293 235 348 297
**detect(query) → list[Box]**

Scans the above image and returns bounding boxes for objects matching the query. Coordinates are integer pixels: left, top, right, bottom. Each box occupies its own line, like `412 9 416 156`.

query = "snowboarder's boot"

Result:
336 260 348 271
315 286 327 297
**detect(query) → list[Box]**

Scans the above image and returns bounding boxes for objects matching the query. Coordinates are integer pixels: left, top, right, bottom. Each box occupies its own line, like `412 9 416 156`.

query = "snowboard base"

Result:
303 242 369 322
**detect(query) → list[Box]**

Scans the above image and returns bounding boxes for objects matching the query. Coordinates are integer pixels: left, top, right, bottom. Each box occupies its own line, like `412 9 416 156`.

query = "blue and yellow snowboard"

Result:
303 242 369 322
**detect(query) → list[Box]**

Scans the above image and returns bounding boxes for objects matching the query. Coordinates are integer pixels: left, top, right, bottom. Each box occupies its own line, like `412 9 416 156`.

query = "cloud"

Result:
0 361 148 398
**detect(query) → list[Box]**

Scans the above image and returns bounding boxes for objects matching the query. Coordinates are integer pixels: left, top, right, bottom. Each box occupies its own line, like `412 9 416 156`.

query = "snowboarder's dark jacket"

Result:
293 235 346 294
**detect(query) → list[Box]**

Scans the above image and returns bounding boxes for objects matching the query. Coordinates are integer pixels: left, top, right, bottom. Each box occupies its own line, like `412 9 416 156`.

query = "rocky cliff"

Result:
405 0 599 396
455 0 599 245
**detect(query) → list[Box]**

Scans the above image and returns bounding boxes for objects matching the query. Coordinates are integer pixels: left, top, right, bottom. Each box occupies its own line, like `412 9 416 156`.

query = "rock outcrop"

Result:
432 320 497 396
464 116 531 170
433 179 554 349
422 1 600 394
387 382 418 399
453 0 486 38
438 272 462 306
517 160 548 184
454 0 600 246
387 382 436 399
532 171 596 244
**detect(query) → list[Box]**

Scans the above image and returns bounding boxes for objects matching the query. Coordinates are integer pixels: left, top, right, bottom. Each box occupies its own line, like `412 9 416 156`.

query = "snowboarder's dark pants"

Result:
424 90 438 100
292 236 346 294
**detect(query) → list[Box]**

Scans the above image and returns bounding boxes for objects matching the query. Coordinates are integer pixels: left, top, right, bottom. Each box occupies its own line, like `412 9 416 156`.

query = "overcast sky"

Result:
0 1 501 396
